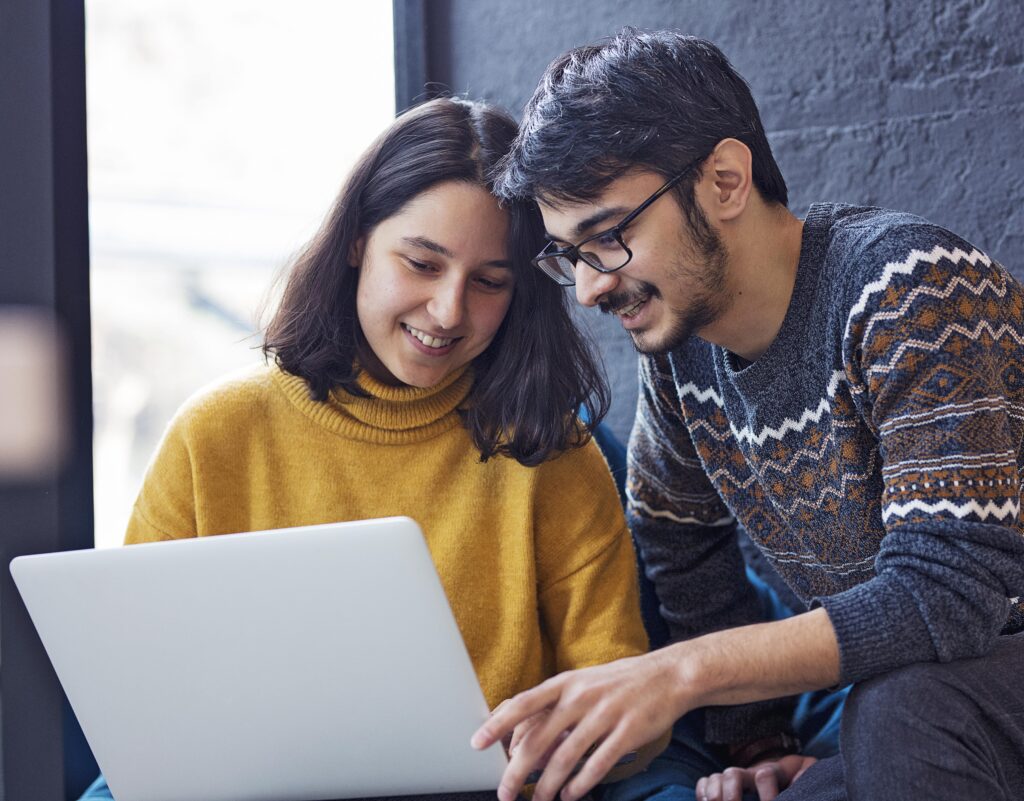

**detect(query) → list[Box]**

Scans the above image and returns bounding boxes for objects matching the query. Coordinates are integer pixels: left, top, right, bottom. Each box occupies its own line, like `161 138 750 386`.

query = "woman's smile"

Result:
401 323 462 354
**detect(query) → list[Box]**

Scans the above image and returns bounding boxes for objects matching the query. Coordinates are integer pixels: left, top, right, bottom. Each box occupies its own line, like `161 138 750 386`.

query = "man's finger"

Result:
509 710 547 754
472 682 561 749
704 773 723 801
561 727 633 801
530 718 607 801
496 700 587 801
721 766 748 801
753 765 781 800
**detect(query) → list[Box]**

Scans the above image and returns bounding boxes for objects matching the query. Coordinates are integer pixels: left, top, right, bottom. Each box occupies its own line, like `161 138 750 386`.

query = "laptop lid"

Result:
11 516 508 801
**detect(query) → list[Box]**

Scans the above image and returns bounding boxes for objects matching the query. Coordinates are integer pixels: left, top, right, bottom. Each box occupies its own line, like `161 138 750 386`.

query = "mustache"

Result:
598 283 660 315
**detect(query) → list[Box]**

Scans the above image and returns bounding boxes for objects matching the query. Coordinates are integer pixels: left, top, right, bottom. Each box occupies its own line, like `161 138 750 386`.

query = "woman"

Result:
80 97 661 800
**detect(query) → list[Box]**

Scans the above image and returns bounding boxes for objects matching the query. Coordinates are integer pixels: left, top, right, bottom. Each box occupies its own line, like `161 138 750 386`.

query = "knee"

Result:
842 661 963 751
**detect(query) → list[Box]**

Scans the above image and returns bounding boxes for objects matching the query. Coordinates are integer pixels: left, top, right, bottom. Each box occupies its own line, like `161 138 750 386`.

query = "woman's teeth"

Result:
404 324 455 349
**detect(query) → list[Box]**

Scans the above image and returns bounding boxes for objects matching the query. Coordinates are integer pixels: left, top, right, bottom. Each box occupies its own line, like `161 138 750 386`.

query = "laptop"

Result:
10 517 508 801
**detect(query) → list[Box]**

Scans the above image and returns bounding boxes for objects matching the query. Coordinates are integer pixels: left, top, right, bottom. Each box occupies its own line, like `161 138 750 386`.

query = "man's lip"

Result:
617 296 653 330
609 295 651 315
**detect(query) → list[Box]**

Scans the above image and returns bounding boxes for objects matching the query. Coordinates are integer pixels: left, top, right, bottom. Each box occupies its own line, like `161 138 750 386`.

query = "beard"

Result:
599 208 731 355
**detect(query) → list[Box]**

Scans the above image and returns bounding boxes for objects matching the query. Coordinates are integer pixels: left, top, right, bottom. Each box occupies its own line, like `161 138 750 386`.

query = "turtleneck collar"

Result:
273 364 474 444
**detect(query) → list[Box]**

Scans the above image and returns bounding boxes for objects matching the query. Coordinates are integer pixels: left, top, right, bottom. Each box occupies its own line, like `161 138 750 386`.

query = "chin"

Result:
630 321 695 355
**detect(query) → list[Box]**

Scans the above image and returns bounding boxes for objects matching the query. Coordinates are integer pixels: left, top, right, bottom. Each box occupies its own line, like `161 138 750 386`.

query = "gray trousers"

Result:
779 632 1024 801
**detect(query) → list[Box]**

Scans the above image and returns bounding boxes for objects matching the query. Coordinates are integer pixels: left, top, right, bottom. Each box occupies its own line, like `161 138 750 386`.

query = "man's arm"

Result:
628 353 796 743
472 607 839 801
820 233 1024 685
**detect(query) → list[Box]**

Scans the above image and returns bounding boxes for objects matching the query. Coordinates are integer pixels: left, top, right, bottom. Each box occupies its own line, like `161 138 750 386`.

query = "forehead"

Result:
537 170 669 243
373 180 509 257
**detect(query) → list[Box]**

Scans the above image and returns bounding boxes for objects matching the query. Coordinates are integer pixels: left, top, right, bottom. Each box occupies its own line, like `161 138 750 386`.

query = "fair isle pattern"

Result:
842 244 993 342
627 205 1024 690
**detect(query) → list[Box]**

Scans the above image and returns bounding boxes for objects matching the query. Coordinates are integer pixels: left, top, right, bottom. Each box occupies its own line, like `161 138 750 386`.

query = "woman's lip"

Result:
403 325 460 356
404 323 456 340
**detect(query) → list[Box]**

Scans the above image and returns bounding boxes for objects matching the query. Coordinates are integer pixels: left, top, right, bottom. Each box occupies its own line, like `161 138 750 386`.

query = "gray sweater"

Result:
628 203 1024 745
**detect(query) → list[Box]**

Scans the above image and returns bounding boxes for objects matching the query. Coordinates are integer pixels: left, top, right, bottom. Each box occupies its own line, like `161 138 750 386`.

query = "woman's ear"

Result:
349 237 365 269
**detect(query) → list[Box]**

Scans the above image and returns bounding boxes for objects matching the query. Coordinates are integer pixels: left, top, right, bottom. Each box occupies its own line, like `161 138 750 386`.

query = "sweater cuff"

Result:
815 575 935 686
703 697 796 746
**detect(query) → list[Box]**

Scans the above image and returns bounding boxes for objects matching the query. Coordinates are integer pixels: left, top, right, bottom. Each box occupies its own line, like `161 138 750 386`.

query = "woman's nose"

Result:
427 281 466 330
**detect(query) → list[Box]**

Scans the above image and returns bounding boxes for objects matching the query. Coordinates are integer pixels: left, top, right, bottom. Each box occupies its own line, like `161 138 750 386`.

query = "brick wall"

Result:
425 0 1024 440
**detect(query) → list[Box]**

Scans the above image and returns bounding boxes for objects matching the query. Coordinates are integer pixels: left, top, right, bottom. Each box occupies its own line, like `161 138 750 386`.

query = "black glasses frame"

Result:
532 156 705 287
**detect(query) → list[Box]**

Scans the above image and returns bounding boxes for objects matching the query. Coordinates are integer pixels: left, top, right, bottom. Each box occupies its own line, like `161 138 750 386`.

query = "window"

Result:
88 0 395 547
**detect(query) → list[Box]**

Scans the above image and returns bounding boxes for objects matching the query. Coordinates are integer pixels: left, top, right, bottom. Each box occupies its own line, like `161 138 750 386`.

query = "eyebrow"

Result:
401 236 511 269
545 206 631 244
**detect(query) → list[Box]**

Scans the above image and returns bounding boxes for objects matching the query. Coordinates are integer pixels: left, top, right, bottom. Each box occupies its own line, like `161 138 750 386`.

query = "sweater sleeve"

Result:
818 229 1024 685
125 411 200 543
629 354 795 746
532 438 649 673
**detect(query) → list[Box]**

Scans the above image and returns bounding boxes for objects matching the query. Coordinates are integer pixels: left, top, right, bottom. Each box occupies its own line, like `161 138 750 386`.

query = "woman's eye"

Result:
475 275 509 291
406 258 436 273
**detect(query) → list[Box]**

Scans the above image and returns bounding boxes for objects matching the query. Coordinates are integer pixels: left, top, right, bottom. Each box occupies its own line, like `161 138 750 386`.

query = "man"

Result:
472 30 1024 801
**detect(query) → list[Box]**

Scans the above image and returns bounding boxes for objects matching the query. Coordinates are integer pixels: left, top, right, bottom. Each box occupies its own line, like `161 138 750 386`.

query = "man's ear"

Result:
701 138 753 223
349 237 365 268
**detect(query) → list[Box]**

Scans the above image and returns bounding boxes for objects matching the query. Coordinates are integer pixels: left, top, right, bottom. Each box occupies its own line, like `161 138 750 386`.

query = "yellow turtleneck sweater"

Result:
126 364 649 709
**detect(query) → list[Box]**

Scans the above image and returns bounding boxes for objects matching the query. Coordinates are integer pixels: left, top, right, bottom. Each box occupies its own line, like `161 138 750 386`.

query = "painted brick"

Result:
430 0 1024 441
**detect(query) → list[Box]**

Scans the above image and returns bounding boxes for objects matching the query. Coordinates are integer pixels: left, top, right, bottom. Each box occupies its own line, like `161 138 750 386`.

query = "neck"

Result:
701 201 804 362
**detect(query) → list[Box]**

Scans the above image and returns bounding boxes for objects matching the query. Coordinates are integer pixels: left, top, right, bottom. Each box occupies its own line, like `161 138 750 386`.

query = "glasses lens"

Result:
580 235 630 272
536 254 576 286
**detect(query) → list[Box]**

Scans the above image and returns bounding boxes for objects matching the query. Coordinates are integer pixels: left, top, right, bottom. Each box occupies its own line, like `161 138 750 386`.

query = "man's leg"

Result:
841 632 1024 800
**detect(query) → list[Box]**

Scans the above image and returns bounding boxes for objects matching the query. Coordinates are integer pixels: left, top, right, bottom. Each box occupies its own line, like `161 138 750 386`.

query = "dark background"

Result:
410 0 1024 439
1 1 1022 797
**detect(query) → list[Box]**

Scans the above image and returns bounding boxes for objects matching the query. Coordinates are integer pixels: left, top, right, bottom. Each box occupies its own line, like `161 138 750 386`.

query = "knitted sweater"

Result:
629 203 1024 745
127 363 648 709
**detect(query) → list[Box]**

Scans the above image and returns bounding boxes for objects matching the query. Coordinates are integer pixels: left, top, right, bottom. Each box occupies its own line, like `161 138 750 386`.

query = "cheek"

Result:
356 267 407 328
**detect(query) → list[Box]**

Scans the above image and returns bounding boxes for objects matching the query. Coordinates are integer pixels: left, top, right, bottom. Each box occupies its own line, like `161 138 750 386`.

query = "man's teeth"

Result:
617 298 647 318
405 325 455 348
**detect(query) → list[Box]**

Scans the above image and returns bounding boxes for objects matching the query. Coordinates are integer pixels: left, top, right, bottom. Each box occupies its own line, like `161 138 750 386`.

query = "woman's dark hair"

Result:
263 97 608 466
496 29 787 212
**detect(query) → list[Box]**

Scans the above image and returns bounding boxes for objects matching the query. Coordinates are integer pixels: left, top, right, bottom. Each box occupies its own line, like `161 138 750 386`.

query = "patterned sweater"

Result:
628 203 1024 745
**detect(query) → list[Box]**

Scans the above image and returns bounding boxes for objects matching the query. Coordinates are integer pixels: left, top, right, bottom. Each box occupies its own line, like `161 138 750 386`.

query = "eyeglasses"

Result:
532 157 705 287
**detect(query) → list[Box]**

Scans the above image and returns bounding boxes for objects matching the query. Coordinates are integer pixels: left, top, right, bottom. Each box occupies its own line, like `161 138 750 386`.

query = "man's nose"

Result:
574 262 620 308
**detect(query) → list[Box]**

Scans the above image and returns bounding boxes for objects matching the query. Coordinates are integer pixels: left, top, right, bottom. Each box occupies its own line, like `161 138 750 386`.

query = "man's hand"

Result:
474 609 840 801
471 649 687 801
695 755 817 801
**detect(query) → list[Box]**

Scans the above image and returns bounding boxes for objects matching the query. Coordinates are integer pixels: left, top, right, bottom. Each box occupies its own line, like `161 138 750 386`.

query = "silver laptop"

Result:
10 517 508 801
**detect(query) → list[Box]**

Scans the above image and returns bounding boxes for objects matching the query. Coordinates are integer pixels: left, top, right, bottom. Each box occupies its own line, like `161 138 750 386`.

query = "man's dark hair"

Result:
497 29 787 211
263 97 608 466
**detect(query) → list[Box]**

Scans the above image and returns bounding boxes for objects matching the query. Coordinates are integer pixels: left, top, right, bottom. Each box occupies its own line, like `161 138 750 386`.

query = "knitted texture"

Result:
126 363 648 709
628 204 1024 743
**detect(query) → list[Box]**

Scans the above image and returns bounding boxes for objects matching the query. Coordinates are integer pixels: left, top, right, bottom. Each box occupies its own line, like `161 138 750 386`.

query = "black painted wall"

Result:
0 0 95 798
419 0 1024 440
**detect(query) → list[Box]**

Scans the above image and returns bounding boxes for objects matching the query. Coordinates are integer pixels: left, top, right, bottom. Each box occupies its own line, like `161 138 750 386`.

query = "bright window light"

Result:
88 0 395 548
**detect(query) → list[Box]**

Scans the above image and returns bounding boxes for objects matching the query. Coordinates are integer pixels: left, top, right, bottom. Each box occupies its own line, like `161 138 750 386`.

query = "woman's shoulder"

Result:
534 431 615 477
170 362 278 435
531 435 623 515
